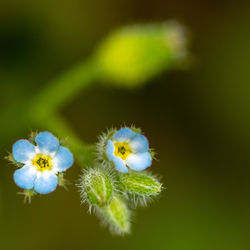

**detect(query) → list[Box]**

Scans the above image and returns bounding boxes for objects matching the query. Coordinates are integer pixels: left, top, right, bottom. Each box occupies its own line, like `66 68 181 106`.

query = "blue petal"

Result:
13 165 37 189
106 140 115 161
113 128 136 142
130 134 149 153
12 139 36 163
113 156 128 173
35 131 59 153
34 173 58 194
126 152 152 171
53 146 74 172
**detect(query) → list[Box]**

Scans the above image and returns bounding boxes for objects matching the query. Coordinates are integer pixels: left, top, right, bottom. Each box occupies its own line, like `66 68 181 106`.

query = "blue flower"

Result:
12 131 74 194
106 128 152 173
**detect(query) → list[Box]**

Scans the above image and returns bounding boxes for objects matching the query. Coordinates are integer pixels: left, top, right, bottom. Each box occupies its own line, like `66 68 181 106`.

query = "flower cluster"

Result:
9 127 162 235
79 126 162 235
11 131 73 198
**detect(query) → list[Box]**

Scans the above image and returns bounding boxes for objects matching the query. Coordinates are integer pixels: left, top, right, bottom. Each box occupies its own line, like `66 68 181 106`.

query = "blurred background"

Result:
0 0 250 249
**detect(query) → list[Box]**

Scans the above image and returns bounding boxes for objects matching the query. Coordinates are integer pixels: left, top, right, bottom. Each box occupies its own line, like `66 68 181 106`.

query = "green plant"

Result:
5 21 190 235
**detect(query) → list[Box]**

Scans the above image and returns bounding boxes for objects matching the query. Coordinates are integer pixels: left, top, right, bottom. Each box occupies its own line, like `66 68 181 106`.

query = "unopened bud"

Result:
97 195 131 235
120 171 162 197
79 168 113 207
96 21 189 88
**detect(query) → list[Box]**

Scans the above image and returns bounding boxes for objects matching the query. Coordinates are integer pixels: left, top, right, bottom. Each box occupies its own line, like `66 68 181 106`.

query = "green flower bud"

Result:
79 167 114 207
97 195 131 235
95 21 189 88
119 171 162 206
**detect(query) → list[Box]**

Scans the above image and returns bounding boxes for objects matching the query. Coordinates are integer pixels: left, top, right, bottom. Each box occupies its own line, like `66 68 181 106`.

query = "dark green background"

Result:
0 0 249 250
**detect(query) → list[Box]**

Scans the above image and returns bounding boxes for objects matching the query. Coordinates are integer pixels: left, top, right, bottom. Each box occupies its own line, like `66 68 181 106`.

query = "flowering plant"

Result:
4 21 189 235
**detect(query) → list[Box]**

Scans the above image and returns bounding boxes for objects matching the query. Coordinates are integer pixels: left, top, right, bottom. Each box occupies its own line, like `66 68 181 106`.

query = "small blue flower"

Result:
12 131 74 194
106 128 152 173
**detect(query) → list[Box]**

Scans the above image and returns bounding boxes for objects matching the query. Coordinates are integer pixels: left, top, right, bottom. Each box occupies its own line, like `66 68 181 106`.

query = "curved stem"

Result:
1 57 99 169
1 57 100 151
28 57 100 117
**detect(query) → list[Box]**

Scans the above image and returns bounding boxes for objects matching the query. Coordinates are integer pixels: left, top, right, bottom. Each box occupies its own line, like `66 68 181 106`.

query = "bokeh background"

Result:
0 0 250 249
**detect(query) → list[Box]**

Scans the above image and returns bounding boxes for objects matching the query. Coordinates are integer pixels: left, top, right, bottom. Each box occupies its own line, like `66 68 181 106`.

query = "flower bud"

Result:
119 171 162 204
79 168 113 207
97 195 131 235
95 21 189 88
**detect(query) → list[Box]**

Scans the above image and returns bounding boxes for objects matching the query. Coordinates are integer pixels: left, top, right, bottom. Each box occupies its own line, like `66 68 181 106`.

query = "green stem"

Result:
1 57 99 169
26 57 101 167
1 57 100 147
28 57 100 117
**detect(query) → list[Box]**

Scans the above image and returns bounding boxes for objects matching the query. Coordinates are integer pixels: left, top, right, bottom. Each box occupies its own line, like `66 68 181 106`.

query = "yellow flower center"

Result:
114 142 132 160
32 154 52 171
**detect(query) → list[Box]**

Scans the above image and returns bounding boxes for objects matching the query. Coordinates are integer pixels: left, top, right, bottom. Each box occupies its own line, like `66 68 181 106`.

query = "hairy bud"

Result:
79 167 114 207
97 195 131 235
119 171 162 206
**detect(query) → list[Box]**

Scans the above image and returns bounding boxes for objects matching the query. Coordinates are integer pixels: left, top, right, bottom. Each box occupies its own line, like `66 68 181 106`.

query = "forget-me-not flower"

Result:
106 128 152 173
12 131 73 194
